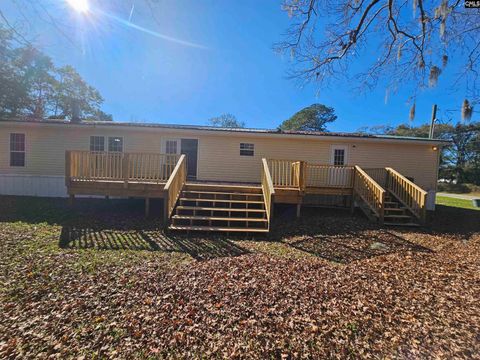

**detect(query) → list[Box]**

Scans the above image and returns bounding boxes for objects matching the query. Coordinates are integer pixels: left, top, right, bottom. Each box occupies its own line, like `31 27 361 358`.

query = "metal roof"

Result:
0 118 450 144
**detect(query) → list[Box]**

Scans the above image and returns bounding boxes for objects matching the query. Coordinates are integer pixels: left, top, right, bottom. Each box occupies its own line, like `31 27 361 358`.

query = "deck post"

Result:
270 200 274 224
350 192 356 214
65 151 71 187
296 203 301 218
163 190 169 225
350 170 356 214
68 194 75 206
299 161 307 192
385 169 390 191
145 197 150 217
420 192 427 225
379 191 385 225
122 153 129 188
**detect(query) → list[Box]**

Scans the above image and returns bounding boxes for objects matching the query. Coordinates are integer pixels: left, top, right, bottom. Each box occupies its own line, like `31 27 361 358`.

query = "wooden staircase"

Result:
383 191 420 226
164 162 427 232
168 183 270 232
354 166 427 227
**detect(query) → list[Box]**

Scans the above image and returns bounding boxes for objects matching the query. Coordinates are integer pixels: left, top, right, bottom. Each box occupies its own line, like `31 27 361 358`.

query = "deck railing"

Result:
353 165 386 223
267 159 354 190
163 154 187 222
267 159 302 188
386 167 427 223
66 151 180 183
261 158 275 223
306 164 354 188
127 153 179 182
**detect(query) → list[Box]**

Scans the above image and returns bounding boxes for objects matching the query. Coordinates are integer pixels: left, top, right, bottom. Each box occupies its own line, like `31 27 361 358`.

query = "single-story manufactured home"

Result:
0 119 448 232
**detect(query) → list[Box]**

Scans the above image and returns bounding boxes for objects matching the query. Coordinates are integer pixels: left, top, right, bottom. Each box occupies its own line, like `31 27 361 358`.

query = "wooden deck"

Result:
264 159 427 225
66 151 184 220
66 151 180 197
266 160 354 209
65 151 428 231
68 179 167 197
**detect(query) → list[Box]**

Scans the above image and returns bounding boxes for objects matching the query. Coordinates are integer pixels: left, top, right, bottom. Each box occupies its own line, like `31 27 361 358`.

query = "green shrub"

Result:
437 182 480 194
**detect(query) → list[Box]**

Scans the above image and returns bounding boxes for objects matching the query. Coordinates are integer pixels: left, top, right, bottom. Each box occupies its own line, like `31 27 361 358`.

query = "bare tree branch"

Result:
0 9 30 45
276 0 480 103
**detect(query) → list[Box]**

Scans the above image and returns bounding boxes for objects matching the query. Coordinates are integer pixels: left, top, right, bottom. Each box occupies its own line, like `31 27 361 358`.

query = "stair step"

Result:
384 214 412 219
182 190 263 197
176 206 266 213
168 225 269 233
172 215 267 222
184 183 262 193
384 222 420 227
179 198 264 204
170 183 269 233
384 207 406 212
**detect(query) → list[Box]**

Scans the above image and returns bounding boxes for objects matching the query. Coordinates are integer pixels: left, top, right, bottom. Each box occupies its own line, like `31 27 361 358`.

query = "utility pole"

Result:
429 104 437 139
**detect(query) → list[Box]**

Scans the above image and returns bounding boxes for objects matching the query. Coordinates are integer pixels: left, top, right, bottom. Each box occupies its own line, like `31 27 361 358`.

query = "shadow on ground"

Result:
0 196 249 260
2 195 479 263
429 205 480 238
59 226 249 261
268 205 432 263
285 231 431 263
0 196 152 225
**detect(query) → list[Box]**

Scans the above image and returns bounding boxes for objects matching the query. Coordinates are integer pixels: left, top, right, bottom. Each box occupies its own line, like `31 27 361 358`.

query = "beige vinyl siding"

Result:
196 136 332 183
350 142 439 190
0 122 440 192
1 124 71 176
196 136 438 190
0 125 164 176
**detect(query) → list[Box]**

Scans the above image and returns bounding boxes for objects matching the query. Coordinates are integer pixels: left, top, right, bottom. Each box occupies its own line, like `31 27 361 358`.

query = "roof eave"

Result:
0 119 451 145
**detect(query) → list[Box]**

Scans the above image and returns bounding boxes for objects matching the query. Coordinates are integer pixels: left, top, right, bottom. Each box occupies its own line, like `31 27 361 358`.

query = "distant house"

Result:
0 119 448 232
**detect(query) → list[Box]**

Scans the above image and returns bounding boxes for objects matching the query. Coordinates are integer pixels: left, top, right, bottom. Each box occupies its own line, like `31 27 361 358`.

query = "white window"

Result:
10 133 25 167
90 136 105 152
108 136 123 152
240 143 254 156
165 139 179 154
333 149 345 165
330 145 347 166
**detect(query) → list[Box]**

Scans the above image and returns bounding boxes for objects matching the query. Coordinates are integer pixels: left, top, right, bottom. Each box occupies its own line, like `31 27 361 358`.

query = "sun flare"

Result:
67 0 89 13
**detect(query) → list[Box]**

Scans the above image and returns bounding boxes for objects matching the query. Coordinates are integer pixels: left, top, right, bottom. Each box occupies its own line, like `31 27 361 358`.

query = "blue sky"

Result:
2 0 471 131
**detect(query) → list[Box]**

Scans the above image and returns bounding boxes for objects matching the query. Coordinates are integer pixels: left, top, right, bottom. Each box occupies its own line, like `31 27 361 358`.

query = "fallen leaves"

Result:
0 198 479 358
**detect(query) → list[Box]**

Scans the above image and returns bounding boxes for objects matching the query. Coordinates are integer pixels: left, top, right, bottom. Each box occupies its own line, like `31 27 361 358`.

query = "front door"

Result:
329 145 348 186
181 139 198 180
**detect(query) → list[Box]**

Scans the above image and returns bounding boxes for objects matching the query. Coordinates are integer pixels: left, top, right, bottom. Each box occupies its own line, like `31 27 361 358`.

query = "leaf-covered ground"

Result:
1 196 479 359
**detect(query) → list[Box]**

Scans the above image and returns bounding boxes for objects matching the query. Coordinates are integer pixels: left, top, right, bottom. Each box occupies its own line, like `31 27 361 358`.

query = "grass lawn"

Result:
1 196 479 358
436 195 480 210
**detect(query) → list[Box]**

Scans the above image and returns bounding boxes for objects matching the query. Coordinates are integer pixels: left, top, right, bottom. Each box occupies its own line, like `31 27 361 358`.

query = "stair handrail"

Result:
385 167 428 223
261 158 275 223
163 154 187 223
354 165 386 224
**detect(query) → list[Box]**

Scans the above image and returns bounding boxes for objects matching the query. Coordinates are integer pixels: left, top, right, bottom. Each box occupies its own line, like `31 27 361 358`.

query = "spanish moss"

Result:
409 102 416 121
442 55 448 68
462 99 473 121
429 66 441 87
